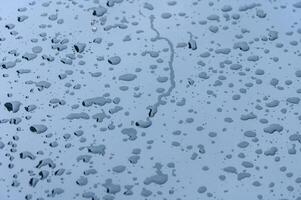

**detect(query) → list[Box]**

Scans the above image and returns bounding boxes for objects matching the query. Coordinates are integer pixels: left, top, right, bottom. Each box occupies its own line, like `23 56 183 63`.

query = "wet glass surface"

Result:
0 0 301 199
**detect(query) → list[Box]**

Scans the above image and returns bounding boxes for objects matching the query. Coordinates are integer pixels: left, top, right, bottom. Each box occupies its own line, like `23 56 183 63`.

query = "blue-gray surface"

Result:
0 0 301 199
